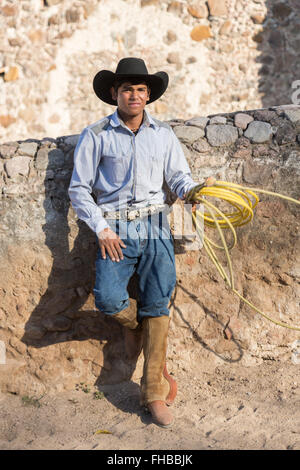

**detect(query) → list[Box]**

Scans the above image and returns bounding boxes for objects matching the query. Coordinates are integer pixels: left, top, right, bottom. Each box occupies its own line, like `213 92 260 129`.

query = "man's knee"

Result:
94 287 129 315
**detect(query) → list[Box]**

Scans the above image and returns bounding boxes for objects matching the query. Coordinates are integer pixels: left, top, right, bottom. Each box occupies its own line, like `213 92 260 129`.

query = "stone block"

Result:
283 109 300 123
253 110 277 122
185 117 209 129
35 148 49 171
35 148 65 170
4 156 31 178
18 142 38 157
234 113 254 130
187 3 208 19
190 25 212 41
64 135 80 147
243 160 264 184
192 139 211 153
174 125 205 144
209 116 227 125
219 20 232 35
207 0 227 16
251 14 266 24
0 144 18 159
206 124 238 147
4 66 19 82
235 137 252 149
244 121 273 143
167 2 184 14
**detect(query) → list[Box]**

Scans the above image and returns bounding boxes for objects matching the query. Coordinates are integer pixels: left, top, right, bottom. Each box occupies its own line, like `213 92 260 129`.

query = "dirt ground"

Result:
0 360 299 451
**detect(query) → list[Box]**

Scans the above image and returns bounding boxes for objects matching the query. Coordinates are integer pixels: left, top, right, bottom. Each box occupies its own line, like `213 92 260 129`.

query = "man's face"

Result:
110 81 150 117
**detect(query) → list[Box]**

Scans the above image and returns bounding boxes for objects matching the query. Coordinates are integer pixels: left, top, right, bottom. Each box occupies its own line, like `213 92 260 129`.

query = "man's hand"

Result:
183 177 216 212
98 227 127 262
182 193 198 213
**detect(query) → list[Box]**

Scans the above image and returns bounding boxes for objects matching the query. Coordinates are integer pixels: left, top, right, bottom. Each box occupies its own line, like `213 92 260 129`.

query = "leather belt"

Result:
103 204 167 221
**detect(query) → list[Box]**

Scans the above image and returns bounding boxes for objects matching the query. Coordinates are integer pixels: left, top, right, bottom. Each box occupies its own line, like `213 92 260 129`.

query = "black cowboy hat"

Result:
93 57 169 105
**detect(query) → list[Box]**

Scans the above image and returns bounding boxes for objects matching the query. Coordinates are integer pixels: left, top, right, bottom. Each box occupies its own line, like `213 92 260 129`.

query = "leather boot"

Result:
141 315 177 428
112 307 143 362
112 305 139 330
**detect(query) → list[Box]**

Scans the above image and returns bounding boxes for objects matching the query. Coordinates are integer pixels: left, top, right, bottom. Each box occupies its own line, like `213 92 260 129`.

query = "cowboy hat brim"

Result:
93 70 169 105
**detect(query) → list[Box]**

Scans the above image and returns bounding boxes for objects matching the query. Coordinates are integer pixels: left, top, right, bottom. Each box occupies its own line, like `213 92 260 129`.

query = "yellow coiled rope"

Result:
186 178 300 331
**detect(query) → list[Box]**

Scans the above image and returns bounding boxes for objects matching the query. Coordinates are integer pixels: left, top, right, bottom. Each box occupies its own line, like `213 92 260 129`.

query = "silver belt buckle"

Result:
127 209 139 220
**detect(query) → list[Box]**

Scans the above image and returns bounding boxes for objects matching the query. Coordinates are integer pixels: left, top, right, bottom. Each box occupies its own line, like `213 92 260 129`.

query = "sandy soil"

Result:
0 360 299 451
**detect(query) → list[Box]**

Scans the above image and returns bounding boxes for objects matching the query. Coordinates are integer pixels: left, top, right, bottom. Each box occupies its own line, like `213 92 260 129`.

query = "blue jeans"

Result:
94 212 176 322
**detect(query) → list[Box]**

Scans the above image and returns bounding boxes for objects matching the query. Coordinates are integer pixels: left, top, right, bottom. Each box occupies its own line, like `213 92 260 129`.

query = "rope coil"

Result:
186 179 300 331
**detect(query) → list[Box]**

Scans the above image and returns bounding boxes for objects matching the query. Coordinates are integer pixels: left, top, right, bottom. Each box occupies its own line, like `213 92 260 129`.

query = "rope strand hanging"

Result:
185 178 300 332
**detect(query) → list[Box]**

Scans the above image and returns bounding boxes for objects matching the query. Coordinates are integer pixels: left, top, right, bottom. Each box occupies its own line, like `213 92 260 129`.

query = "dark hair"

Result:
113 77 150 93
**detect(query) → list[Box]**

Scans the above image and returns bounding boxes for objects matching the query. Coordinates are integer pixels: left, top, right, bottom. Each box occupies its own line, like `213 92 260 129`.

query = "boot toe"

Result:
147 400 174 428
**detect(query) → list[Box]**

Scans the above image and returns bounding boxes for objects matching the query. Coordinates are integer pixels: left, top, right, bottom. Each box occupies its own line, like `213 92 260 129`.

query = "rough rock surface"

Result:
206 123 239 146
0 106 299 398
234 113 254 130
244 121 273 143
1 0 300 143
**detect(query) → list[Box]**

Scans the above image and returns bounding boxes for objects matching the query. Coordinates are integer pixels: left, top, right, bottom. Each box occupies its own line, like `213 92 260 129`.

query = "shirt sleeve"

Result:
163 128 198 199
68 127 109 235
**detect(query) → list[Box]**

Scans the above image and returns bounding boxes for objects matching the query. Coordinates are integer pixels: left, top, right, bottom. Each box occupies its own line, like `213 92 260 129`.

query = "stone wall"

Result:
0 105 300 395
1 0 300 143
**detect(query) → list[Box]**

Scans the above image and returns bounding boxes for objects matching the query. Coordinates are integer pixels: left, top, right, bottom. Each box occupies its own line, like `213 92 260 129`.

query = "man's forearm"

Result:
68 183 109 234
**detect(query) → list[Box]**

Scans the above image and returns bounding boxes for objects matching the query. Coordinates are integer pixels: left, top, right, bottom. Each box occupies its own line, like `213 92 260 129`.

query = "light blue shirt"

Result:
68 109 197 235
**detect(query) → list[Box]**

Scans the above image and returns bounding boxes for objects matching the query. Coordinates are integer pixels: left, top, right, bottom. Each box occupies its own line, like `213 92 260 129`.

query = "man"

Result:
68 57 198 428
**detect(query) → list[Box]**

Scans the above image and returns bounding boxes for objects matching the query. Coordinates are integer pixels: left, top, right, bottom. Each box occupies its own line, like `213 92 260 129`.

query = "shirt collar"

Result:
144 109 158 129
109 109 158 130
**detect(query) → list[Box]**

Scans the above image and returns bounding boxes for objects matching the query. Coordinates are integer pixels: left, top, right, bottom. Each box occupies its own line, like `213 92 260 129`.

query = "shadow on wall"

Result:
20 139 142 386
257 0 300 107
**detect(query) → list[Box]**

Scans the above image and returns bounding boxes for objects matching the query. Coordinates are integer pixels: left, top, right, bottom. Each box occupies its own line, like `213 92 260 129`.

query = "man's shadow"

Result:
21 138 142 411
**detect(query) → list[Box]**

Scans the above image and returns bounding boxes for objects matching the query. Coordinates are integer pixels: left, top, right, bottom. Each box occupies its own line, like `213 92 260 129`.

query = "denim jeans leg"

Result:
93 220 138 316
136 215 176 321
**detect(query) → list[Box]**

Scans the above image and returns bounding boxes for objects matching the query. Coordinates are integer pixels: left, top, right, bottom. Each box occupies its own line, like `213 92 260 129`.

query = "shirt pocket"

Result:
100 153 126 185
150 155 164 187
